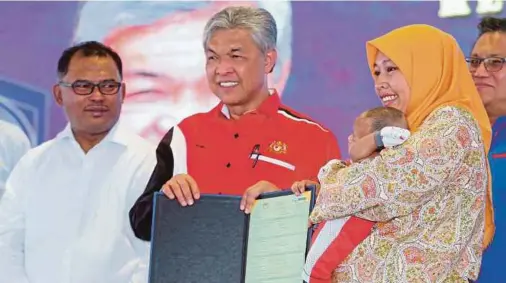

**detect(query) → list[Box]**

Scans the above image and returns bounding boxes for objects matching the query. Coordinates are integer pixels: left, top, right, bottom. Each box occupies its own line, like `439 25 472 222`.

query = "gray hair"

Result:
203 6 277 54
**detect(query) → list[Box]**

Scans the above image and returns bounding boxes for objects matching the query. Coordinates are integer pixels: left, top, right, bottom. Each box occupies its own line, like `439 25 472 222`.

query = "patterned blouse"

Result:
310 106 487 283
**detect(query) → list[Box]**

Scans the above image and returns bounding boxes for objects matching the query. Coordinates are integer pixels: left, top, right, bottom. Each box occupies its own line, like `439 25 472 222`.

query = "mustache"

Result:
84 104 109 111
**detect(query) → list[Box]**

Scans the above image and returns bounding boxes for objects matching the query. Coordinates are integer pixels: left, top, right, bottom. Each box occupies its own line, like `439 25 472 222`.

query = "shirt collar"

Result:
55 120 130 147
218 88 280 119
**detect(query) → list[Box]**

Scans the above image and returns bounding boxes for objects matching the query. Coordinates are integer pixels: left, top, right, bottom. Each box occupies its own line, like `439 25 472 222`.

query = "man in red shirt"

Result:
129 6 340 241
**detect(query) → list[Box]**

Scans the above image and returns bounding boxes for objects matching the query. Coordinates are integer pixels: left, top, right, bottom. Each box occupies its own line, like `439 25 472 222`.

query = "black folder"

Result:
148 188 316 283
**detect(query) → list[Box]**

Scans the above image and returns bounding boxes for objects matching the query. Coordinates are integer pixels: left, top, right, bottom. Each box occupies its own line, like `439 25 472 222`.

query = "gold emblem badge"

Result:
268 141 287 154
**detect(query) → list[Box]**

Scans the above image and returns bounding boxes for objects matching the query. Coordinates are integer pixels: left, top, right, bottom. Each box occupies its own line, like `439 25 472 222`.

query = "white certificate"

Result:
244 190 313 283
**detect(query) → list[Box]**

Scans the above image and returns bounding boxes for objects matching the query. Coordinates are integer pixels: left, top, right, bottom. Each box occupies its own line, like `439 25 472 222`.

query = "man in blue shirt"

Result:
467 16 506 282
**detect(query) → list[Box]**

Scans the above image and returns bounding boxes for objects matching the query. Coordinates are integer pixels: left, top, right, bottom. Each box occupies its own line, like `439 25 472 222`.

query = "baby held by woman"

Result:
302 106 409 283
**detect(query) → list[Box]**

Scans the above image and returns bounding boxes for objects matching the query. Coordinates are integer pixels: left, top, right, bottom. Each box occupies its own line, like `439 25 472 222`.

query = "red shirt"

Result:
179 91 341 193
129 90 341 240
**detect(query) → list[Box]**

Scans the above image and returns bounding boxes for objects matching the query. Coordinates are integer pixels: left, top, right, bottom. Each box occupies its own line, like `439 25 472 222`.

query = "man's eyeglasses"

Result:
465 56 506 73
59 80 122 96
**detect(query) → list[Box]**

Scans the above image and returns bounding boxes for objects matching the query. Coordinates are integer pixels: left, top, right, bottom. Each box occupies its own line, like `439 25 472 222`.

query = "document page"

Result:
244 191 312 283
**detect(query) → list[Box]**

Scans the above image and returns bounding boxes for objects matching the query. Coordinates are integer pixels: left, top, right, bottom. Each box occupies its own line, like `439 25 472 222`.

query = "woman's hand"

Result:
378 126 411 147
291 180 320 196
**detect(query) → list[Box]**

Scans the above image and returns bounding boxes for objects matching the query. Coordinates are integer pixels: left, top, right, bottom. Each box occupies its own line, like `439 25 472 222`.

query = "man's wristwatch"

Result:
374 130 385 151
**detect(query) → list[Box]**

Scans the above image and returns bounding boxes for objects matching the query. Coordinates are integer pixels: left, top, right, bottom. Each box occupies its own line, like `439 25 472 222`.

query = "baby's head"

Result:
351 107 409 160
354 106 408 140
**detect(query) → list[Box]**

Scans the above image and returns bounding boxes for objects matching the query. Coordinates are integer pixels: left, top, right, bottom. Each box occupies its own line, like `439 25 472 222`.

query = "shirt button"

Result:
234 133 239 139
226 162 231 168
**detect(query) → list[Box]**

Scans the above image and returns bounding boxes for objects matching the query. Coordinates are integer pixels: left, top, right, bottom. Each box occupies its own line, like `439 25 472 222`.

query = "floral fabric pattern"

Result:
317 159 348 184
310 106 487 283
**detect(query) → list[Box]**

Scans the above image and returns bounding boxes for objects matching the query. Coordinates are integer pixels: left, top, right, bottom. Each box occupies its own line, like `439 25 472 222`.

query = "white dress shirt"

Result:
0 121 156 283
0 120 31 199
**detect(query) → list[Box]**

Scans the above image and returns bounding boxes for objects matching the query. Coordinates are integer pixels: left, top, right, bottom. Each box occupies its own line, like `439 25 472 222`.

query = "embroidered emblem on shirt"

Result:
268 141 287 154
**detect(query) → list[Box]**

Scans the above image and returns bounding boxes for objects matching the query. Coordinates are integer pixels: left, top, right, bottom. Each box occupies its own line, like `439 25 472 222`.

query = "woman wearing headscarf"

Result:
309 24 493 282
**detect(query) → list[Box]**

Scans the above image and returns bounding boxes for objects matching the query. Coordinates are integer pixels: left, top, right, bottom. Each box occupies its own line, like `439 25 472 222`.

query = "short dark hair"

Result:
359 106 408 132
57 41 123 79
477 17 506 36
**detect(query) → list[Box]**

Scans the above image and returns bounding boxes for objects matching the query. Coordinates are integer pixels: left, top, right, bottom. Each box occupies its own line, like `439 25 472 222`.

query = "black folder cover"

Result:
148 194 248 283
148 187 315 283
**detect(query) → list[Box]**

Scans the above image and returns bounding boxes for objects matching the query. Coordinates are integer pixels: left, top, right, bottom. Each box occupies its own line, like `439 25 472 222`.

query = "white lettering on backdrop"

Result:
439 0 503 18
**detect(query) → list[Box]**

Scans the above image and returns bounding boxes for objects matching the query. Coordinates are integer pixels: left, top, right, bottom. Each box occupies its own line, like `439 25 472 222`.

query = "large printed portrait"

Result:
74 1 293 143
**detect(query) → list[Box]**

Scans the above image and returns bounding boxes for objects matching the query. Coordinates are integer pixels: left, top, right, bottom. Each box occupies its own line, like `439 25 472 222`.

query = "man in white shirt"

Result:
0 120 31 199
0 41 156 283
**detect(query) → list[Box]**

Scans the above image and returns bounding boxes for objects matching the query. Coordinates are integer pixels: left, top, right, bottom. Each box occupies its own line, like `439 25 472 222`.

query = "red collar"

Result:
213 89 281 119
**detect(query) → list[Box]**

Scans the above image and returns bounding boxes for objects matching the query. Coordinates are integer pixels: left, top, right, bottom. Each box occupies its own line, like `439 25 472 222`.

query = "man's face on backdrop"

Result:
105 9 219 142
102 2 290 143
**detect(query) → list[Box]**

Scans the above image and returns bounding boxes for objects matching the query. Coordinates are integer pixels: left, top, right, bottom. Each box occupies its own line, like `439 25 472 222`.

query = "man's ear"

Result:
264 49 277 74
52 84 64 106
120 82 126 103
267 59 291 95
